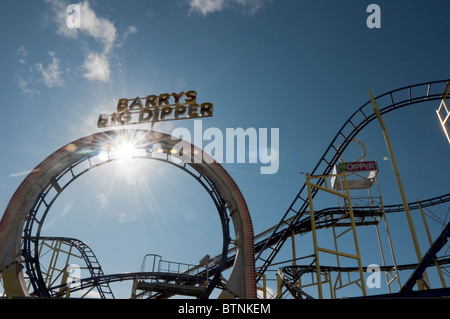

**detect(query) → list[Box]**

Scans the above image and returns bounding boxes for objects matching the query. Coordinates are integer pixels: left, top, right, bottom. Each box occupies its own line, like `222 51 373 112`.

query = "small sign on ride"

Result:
337 161 378 173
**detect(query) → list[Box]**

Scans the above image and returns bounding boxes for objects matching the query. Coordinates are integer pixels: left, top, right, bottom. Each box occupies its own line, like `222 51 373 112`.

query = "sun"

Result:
107 132 147 160
91 131 151 186
115 141 138 159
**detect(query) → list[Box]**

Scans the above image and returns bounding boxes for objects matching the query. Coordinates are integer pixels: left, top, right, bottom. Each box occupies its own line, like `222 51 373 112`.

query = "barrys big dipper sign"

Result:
97 90 213 128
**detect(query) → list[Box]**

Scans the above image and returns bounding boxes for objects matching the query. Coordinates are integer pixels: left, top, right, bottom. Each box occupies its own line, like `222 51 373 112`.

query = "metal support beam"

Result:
369 90 426 290
400 222 450 294
436 82 450 143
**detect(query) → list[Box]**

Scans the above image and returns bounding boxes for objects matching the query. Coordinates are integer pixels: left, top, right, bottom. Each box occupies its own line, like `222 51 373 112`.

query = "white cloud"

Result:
124 25 137 38
46 0 119 51
36 51 64 87
75 1 116 82
17 76 33 94
188 0 270 15
17 46 29 65
16 46 38 94
45 0 120 82
83 52 110 82
188 0 226 15
16 1 135 93
45 0 77 38
117 25 138 47
78 1 117 53
234 0 270 13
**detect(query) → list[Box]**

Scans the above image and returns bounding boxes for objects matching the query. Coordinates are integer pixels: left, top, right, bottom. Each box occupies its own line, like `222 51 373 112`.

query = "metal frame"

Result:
0 129 256 299
32 237 115 298
2 80 449 299
306 172 366 298
369 90 426 291
255 80 450 282
21 132 231 298
436 82 450 143
278 256 450 299
131 254 210 299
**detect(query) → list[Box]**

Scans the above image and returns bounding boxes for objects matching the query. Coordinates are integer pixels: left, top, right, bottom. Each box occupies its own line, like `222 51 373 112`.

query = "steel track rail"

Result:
15 130 241 298
35 236 114 299
255 79 450 280
253 193 450 254
46 271 206 298
197 193 450 274
278 256 450 299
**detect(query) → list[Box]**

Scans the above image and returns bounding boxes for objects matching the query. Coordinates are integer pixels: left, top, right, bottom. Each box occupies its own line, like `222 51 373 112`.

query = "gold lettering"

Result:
118 111 132 124
110 113 119 125
185 90 197 104
188 104 199 118
200 103 213 117
158 93 170 105
160 106 173 120
104 91 211 127
174 105 187 119
129 97 144 111
139 108 154 123
117 98 128 112
171 92 185 104
97 114 110 128
145 95 158 107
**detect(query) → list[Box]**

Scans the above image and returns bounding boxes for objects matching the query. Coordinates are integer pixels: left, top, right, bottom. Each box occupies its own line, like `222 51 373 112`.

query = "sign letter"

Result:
366 264 381 288
366 4 381 29
66 4 81 29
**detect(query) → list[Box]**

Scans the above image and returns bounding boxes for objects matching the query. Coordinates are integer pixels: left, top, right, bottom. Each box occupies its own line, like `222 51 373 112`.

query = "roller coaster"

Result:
0 79 449 299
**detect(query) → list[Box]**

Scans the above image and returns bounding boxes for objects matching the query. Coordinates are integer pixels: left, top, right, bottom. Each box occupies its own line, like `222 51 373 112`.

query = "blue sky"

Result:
0 0 449 298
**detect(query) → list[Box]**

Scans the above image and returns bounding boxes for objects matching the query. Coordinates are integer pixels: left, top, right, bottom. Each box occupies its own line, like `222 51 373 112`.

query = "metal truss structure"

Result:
0 79 449 299
0 130 256 299
254 79 450 299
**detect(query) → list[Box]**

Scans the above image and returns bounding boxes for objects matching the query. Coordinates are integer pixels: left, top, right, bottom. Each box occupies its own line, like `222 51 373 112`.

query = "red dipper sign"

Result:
337 161 378 173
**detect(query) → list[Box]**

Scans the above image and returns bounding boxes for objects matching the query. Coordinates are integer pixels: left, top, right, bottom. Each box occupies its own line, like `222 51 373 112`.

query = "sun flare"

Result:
115 142 137 159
